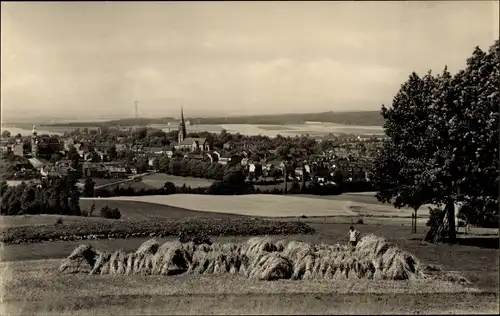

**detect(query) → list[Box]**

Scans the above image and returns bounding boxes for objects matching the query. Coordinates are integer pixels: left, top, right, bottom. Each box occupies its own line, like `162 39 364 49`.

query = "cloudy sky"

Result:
1 1 498 122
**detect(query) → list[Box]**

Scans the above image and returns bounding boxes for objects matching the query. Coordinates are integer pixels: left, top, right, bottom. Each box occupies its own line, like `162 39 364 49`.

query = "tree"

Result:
107 145 118 161
269 168 282 181
88 151 102 163
446 41 499 228
223 165 246 186
254 163 263 181
333 169 344 184
373 41 500 242
50 153 62 163
83 178 95 197
136 157 149 174
374 69 447 236
1 130 11 138
68 145 80 170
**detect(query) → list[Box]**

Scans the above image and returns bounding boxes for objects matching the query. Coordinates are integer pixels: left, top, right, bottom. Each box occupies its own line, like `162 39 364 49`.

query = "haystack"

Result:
153 244 191 275
247 252 293 280
355 234 393 257
59 244 97 274
60 235 432 282
136 239 160 255
245 237 278 257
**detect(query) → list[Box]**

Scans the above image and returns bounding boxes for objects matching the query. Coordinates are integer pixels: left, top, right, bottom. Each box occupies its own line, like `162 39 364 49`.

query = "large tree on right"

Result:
373 40 499 242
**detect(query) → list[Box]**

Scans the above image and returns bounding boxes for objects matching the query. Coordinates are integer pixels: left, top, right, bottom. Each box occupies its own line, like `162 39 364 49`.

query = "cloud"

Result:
1 1 498 121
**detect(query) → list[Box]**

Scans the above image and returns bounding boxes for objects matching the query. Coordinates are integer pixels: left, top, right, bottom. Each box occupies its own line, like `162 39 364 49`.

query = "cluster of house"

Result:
2 113 381 183
0 138 24 156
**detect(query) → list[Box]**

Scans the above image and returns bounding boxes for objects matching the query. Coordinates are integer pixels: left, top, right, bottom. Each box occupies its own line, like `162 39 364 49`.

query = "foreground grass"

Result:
2 259 498 315
3 222 498 290
3 292 499 315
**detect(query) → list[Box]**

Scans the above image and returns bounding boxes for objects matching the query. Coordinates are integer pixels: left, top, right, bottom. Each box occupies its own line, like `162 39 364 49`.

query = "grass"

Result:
1 194 498 315
1 257 497 315
141 173 214 188
3 292 498 315
0 199 246 228
2 227 498 315
79 199 243 221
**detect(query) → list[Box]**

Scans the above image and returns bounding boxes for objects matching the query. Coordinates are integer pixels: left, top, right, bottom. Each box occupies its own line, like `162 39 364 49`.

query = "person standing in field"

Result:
349 226 360 247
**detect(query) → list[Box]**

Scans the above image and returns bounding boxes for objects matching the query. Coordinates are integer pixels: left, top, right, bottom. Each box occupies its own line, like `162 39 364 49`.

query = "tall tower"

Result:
31 125 38 158
178 106 187 144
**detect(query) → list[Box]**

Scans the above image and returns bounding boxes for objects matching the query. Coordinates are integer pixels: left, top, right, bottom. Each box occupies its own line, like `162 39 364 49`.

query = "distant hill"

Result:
40 117 176 128
40 111 384 127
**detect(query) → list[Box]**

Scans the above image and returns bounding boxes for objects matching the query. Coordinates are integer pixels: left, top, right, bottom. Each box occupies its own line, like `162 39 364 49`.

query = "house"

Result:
240 158 249 166
107 165 127 177
176 138 210 152
115 144 128 152
55 160 75 176
12 143 24 157
40 163 60 178
224 141 264 151
148 157 156 167
130 144 144 152
0 140 12 154
82 162 107 177
63 138 75 151
264 160 284 172
28 158 44 170
218 157 230 165
147 146 167 155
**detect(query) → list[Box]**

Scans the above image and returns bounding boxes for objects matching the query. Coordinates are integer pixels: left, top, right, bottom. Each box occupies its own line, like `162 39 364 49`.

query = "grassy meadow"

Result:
1 194 498 315
84 193 431 219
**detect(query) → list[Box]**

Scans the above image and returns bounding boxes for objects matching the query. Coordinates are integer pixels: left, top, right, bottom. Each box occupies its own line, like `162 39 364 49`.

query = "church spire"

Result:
178 105 187 143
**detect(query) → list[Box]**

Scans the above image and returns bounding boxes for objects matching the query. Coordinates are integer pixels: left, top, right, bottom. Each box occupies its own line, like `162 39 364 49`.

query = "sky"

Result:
1 1 498 122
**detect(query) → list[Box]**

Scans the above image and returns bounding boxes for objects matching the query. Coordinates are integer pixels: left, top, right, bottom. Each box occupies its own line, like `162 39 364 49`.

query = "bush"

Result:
356 218 364 225
163 181 177 195
2 218 316 244
341 180 374 193
100 206 121 219
55 218 63 225
207 180 254 195
304 182 342 195
426 207 444 227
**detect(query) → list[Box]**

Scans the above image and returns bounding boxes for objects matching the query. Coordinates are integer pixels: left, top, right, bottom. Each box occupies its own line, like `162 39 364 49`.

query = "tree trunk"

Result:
413 208 418 234
301 165 306 193
446 199 456 243
283 166 288 195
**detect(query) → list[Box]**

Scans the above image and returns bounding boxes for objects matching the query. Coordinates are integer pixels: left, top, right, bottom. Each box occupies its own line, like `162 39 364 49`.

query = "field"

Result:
85 193 432 219
1 194 498 315
140 173 214 189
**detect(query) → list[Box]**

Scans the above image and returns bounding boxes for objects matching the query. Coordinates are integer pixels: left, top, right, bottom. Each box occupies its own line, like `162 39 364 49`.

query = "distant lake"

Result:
162 123 384 137
2 122 384 138
0 126 62 136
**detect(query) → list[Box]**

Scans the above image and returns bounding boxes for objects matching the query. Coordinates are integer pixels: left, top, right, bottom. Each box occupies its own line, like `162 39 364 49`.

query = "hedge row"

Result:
1 218 315 244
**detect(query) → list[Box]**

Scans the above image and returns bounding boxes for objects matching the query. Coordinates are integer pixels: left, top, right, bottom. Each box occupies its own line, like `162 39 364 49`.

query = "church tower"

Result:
178 106 187 144
31 125 38 158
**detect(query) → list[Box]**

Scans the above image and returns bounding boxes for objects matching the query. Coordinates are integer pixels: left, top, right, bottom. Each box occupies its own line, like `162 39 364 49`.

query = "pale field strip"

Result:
158 123 384 138
84 194 431 218
0 259 479 301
